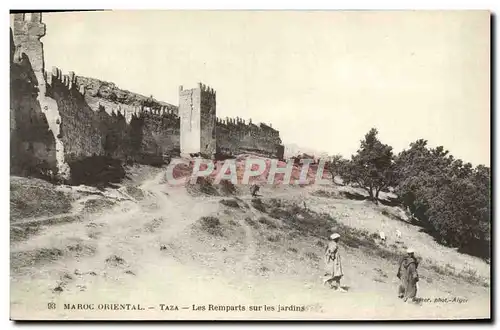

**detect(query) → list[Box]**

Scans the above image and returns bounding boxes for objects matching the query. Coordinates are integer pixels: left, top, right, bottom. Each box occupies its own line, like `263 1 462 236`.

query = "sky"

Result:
39 10 490 166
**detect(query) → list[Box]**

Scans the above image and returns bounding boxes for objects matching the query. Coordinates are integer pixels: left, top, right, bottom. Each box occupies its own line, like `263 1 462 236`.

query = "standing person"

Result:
323 233 346 292
250 183 260 197
379 231 387 245
397 248 419 302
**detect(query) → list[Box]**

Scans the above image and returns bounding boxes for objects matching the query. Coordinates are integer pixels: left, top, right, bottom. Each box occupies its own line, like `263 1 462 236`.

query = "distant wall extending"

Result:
216 117 284 159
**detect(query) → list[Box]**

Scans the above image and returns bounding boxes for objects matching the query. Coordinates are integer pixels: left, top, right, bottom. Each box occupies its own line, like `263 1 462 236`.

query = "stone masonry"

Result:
10 12 284 182
179 83 216 157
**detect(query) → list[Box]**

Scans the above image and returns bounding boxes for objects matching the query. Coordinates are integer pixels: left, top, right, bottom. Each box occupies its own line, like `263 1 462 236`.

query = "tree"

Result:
343 128 394 204
327 154 348 185
393 139 491 259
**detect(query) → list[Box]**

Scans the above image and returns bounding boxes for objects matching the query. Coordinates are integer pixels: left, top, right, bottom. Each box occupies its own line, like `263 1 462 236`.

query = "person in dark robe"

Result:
397 248 419 302
250 183 260 197
323 233 346 292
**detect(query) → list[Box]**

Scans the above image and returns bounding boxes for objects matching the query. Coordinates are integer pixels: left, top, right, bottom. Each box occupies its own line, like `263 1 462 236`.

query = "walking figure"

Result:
250 183 260 197
397 248 419 302
323 233 346 292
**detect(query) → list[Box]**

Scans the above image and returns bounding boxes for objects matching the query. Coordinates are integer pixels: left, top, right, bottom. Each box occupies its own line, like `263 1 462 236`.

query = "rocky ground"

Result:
9 161 490 320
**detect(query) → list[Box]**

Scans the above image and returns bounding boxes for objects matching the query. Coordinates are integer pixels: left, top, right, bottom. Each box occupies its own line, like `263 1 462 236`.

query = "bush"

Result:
311 190 339 199
267 234 281 242
186 177 219 196
219 179 237 195
258 217 277 229
427 261 489 287
83 198 116 213
125 186 145 200
199 216 222 236
105 255 125 266
304 251 319 261
244 217 259 229
144 217 164 232
251 198 266 212
219 199 240 208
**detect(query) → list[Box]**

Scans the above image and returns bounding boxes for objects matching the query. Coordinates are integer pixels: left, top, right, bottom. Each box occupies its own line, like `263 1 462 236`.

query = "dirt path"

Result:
10 173 490 320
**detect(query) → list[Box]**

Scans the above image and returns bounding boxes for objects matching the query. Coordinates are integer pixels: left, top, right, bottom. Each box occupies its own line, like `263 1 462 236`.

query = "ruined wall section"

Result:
87 96 140 160
11 12 285 182
139 111 180 160
94 105 128 160
46 67 104 164
85 95 180 161
216 117 284 159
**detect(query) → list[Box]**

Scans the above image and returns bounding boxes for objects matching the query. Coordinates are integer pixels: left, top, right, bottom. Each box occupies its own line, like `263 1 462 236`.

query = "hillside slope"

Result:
10 161 490 320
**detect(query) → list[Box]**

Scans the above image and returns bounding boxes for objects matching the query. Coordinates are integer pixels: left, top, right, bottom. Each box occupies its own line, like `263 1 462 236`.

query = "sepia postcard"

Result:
9 10 491 321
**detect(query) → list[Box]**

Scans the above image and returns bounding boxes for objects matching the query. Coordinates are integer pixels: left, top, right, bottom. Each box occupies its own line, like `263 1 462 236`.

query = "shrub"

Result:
311 190 338 199
219 179 237 195
83 198 116 213
105 255 125 266
258 217 277 229
187 177 219 196
200 216 222 236
244 217 259 229
144 217 164 232
251 198 266 212
305 252 319 261
267 234 281 242
125 186 145 200
219 199 240 208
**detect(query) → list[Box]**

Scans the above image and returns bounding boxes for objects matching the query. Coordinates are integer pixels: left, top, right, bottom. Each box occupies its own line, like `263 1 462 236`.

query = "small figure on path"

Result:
323 233 346 292
379 231 386 245
250 183 260 197
397 248 419 302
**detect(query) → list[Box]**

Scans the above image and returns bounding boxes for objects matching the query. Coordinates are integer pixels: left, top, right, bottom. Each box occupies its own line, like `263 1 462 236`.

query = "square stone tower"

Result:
11 13 46 95
179 83 216 157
